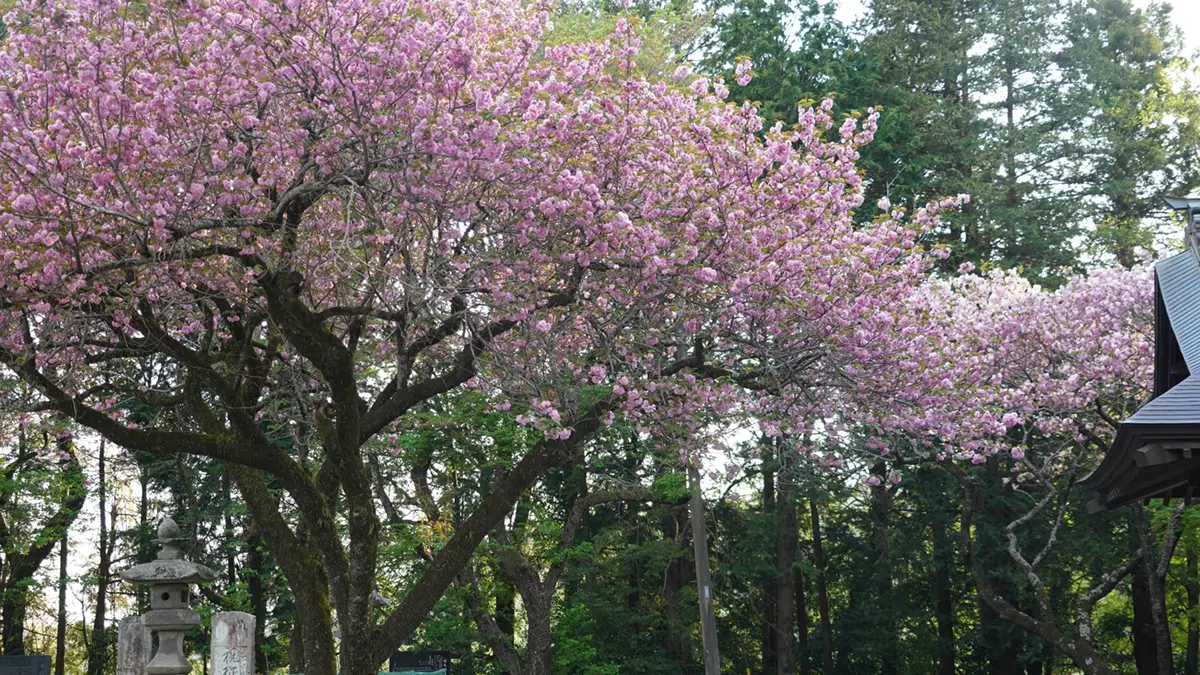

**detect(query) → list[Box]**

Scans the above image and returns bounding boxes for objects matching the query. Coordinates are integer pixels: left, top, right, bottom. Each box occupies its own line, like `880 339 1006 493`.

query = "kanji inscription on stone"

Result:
211 612 255 675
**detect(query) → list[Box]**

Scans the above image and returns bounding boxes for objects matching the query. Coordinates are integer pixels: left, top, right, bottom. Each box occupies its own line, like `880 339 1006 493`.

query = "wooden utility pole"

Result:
689 464 721 675
775 444 798 675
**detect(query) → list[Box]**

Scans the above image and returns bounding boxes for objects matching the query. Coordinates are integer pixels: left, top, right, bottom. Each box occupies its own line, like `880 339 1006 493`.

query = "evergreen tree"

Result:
1056 0 1200 267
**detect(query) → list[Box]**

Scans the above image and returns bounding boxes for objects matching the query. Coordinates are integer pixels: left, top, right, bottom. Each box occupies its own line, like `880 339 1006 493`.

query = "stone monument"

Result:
211 612 255 675
120 517 217 675
116 616 152 675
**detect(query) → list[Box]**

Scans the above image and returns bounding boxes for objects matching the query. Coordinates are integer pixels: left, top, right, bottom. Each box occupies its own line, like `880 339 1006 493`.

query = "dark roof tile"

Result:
1156 252 1200 371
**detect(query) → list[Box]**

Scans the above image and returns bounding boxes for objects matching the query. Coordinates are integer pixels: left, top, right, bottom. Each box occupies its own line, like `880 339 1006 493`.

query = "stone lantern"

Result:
120 517 218 675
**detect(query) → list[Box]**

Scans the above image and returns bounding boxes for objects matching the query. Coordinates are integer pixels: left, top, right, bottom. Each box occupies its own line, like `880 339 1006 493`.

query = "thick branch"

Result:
7 444 86 584
545 486 654 589
461 568 524 674
1003 484 1062 622
1157 500 1188 579
1077 550 1143 642
369 395 614 662
0 346 280 470
364 270 586 442
946 461 1115 675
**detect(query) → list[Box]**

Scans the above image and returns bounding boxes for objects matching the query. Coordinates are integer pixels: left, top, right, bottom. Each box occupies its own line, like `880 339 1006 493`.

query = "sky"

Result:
1169 1 1200 58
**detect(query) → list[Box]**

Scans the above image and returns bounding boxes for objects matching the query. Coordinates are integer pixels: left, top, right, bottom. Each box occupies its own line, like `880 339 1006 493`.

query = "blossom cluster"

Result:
833 265 1153 472
0 0 1153 476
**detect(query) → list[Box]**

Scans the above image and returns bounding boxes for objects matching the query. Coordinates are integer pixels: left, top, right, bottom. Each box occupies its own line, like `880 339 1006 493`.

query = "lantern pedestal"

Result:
143 610 202 675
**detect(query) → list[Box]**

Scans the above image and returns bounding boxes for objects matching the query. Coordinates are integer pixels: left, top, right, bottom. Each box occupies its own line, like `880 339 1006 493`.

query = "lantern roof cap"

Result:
119 559 219 585
119 516 217 585
157 516 182 542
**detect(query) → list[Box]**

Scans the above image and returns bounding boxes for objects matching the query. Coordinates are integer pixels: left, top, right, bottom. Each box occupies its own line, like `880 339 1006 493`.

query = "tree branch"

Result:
369 394 615 662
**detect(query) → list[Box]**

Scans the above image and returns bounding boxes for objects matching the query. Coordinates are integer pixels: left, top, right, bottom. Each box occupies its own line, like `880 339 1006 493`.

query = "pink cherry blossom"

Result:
0 0 1152 526
734 59 753 87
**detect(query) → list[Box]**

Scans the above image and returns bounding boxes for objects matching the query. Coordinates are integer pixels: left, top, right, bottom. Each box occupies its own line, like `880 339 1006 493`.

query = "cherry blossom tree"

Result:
891 266 1155 675
726 260 1156 674
0 0 971 672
